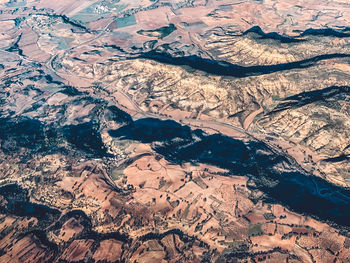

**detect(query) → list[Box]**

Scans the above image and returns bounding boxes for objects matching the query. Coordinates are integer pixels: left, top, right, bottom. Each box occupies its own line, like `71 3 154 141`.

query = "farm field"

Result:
0 0 350 262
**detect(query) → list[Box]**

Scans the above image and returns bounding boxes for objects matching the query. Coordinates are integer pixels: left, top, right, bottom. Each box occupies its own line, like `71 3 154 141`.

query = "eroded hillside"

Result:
1 0 350 262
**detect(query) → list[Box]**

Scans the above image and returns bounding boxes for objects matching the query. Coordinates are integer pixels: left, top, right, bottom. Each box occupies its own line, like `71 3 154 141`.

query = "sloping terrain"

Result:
1 0 350 262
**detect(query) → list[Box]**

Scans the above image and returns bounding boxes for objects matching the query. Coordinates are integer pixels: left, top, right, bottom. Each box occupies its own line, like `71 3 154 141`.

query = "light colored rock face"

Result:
59 56 350 124
256 96 350 186
202 30 350 66
58 53 350 186
1 0 350 262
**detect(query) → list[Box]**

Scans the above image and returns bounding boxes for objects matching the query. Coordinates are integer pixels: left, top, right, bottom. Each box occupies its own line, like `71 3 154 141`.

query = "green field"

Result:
116 15 136 28
6 0 27 8
56 37 74 50
72 2 128 24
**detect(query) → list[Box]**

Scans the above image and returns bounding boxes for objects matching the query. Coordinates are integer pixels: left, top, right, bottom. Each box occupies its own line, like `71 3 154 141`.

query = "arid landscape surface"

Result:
1 0 350 262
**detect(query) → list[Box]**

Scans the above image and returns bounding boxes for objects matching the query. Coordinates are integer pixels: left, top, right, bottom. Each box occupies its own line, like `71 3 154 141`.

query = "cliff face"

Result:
1 0 350 262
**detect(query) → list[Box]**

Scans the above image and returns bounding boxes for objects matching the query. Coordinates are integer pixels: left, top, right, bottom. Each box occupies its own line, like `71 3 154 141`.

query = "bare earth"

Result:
1 0 350 262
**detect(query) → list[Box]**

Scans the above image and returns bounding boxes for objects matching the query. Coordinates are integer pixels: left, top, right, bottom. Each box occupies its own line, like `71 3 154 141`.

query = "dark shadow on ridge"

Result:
322 154 350 163
138 51 350 78
0 116 110 157
0 184 60 220
300 28 350 38
271 86 350 113
109 117 350 228
63 122 109 157
0 117 47 152
108 117 204 143
243 26 304 43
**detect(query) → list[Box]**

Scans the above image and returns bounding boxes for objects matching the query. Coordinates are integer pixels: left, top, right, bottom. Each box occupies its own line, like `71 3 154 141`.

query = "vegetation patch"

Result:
137 24 177 39
248 224 264 237
116 15 136 28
